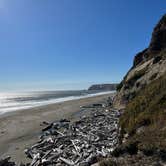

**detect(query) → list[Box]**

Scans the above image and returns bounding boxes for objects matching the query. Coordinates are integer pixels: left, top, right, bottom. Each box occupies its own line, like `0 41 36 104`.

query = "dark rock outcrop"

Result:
149 14 166 52
133 48 148 67
133 14 166 67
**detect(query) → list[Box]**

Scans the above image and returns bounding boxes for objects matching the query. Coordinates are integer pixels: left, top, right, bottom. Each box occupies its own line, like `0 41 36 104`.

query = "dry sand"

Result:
0 93 115 163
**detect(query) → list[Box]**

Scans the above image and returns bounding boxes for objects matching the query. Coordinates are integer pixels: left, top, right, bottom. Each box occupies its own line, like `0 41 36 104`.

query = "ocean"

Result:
0 90 114 114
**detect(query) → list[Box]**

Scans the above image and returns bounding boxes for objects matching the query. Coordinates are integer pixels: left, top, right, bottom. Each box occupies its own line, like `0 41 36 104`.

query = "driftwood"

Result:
0 157 28 166
0 157 13 166
24 102 120 166
1 98 120 166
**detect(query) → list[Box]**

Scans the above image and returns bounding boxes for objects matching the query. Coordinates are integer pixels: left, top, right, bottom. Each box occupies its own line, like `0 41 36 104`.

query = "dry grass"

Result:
119 71 166 152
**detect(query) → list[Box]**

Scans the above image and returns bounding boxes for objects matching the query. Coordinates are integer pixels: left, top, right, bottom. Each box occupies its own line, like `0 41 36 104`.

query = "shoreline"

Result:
0 93 115 163
0 91 115 116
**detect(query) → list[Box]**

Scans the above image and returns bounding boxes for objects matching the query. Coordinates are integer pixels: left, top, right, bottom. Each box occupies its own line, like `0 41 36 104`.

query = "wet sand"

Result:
0 93 115 163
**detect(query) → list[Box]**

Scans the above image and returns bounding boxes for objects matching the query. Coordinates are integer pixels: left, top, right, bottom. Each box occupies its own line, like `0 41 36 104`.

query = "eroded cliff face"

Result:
114 14 166 109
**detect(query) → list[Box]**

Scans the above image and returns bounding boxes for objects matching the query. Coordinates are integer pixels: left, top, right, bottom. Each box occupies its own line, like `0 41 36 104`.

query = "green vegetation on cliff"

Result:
120 72 166 151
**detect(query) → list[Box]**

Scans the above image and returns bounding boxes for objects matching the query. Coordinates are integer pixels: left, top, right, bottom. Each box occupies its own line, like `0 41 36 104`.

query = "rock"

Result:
149 14 166 52
133 48 148 67
136 126 146 134
134 14 166 67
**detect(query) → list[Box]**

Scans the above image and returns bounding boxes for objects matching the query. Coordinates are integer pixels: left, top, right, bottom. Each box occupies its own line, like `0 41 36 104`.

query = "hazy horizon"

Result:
0 0 166 91
0 80 119 92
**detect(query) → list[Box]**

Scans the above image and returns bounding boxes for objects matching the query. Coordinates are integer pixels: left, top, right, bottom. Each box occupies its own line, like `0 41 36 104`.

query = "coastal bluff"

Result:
114 14 166 109
105 14 166 166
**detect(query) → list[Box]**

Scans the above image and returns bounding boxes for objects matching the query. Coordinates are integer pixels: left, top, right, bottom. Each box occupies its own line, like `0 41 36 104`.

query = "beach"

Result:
0 93 115 163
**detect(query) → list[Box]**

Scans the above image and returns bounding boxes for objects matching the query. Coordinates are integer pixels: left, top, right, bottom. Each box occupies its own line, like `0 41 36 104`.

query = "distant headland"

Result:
88 83 118 91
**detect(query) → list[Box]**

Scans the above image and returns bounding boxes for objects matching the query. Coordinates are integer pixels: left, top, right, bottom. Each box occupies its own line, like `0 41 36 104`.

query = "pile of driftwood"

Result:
24 108 120 166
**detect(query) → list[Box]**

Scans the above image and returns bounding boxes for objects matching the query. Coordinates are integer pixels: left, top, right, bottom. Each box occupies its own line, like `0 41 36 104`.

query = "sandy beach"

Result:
0 93 115 163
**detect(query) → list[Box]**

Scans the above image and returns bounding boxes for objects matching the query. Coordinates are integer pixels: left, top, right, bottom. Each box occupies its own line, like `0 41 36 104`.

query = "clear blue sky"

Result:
0 0 166 91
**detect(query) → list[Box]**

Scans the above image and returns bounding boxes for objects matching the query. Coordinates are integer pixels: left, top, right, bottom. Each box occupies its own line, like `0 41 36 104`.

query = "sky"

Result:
0 0 166 91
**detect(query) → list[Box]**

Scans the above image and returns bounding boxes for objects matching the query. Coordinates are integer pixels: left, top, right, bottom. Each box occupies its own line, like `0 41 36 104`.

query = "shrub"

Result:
153 55 162 64
116 81 123 91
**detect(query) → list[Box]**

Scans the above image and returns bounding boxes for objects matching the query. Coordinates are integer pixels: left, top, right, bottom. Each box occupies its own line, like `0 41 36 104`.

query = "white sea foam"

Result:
0 91 115 114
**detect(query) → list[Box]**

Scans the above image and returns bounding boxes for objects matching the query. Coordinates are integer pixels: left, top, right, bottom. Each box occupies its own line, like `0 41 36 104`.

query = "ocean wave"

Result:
0 91 115 114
